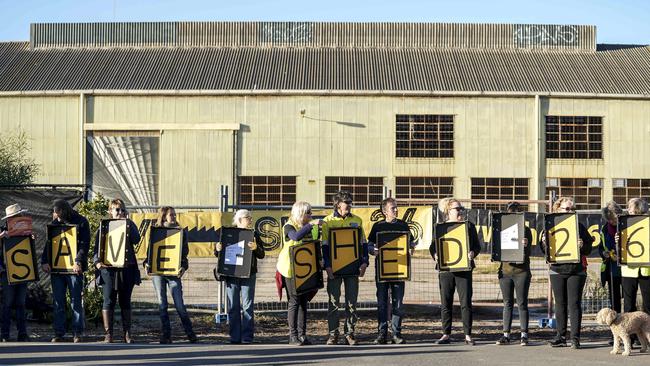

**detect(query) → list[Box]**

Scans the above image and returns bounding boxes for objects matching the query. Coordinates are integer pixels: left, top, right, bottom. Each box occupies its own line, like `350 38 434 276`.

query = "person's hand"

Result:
42 264 51 273
615 233 620 246
73 262 82 275
325 267 334 280
468 251 475 260
359 263 368 277
369 247 377 256
310 219 323 227
178 267 186 278
95 262 106 270
0 230 7 239
247 241 257 251
522 238 528 247
610 251 618 261
144 263 150 272
319 259 325 269
578 239 584 249
216 243 223 252
410 247 415 256
434 253 438 262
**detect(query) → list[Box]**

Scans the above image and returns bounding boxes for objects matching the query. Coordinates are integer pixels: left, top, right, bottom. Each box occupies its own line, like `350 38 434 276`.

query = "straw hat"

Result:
2 204 28 220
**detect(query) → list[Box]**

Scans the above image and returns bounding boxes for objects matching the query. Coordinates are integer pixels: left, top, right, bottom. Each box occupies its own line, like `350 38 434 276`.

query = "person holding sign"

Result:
40 199 90 343
92 198 141 344
495 202 532 346
430 198 481 345
599 201 623 314
0 204 32 342
144 206 197 344
367 198 414 345
322 191 369 346
617 198 650 316
278 201 322 346
215 209 265 344
541 197 594 349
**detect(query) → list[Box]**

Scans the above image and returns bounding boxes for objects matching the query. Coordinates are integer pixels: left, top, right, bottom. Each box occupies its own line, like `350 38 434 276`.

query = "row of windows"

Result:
237 176 650 210
395 114 603 160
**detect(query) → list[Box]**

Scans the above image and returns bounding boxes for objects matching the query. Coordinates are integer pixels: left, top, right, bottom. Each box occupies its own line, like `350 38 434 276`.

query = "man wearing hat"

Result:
0 204 31 342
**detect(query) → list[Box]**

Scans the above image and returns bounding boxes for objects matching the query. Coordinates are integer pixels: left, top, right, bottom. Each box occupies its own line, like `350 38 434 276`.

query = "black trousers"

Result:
550 274 586 340
622 275 650 314
284 277 309 338
606 275 622 313
499 271 531 333
439 271 473 336
100 267 138 311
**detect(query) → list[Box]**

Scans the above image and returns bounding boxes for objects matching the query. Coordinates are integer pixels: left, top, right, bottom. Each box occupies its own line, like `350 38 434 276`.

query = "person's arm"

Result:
287 224 314 241
181 228 189 271
598 230 608 260
92 230 101 266
366 224 377 255
129 220 141 245
253 232 265 259
579 224 594 256
468 222 481 257
75 218 91 268
321 222 331 269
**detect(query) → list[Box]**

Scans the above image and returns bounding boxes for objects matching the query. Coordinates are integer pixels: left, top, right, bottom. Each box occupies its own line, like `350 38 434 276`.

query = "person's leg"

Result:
1 275 14 339
326 276 343 340
285 277 300 342
622 277 639 313
343 276 359 339
226 278 242 343
298 294 309 342
152 275 171 341
612 275 623 313
549 275 568 341
240 274 256 343
566 275 587 342
100 270 116 342
499 276 515 335
455 271 473 338
638 275 650 314
50 274 67 338
390 281 405 340
118 280 136 343
375 281 389 339
68 274 85 337
438 271 455 337
13 283 28 339
514 272 531 335
168 276 196 341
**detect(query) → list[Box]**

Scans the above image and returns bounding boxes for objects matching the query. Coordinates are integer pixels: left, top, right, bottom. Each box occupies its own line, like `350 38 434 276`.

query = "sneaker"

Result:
0 337 9 342
345 335 358 346
520 336 529 346
392 335 406 344
436 337 451 345
299 336 312 346
73 335 82 343
496 336 510 345
289 336 303 346
571 338 581 350
51 336 64 343
159 336 172 345
17 334 30 342
373 335 387 345
548 337 566 347
326 335 338 345
188 334 198 344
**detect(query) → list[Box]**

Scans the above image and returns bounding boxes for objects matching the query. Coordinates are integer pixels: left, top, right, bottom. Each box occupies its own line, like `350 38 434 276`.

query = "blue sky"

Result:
1 0 648 44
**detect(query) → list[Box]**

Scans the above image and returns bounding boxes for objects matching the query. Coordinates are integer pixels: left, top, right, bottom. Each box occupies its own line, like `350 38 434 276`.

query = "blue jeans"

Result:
225 274 257 343
376 281 405 336
51 273 84 336
151 275 195 338
1 274 28 338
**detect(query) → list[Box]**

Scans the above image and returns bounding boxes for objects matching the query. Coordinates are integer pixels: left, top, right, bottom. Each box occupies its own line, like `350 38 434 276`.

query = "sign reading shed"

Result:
99 219 129 268
618 214 650 266
329 227 362 277
2 235 39 284
47 224 78 273
544 213 580 264
435 221 471 272
290 240 323 295
147 226 183 275
376 231 411 282
217 227 254 278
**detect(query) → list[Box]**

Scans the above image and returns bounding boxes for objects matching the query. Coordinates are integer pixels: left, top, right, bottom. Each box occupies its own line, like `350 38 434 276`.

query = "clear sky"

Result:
1 0 648 44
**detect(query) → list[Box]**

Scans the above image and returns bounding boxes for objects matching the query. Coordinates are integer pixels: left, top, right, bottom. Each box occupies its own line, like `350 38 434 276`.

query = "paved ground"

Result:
1 340 649 365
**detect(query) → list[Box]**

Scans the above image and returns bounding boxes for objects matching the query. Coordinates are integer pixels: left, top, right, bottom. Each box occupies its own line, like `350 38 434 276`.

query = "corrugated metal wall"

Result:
30 22 597 51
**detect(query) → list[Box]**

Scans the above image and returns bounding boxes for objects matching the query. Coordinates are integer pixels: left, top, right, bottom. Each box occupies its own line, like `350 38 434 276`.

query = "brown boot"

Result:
122 309 133 344
102 310 113 343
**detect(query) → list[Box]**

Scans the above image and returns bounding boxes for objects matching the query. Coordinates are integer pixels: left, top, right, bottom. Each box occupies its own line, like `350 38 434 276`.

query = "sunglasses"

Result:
451 206 465 211
113 208 125 213
306 210 312 214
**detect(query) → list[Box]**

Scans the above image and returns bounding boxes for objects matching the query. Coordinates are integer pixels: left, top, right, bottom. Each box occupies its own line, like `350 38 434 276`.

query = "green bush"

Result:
0 130 39 185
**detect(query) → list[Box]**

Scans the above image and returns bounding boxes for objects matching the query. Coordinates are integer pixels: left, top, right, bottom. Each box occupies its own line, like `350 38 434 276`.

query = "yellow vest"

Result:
277 222 312 278
621 264 650 278
322 213 366 243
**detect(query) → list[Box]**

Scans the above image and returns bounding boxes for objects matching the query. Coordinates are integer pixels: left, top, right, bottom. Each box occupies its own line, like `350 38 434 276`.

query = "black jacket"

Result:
214 228 265 275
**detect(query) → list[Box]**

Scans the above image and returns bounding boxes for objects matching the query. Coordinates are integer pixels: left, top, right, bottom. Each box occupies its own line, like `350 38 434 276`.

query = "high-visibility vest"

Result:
277 222 316 278
621 264 650 278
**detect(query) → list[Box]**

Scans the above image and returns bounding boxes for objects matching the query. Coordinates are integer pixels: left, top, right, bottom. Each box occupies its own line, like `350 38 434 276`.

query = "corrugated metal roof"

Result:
30 22 597 52
1 41 650 94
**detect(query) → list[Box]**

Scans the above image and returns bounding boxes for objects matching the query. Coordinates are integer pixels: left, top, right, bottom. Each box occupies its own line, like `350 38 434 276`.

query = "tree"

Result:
0 130 40 185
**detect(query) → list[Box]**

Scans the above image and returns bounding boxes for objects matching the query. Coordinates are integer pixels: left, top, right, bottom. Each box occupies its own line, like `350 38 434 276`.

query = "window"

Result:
471 178 529 211
612 179 650 205
395 177 453 205
546 178 602 210
238 176 296 205
324 176 383 206
545 116 602 159
396 114 454 158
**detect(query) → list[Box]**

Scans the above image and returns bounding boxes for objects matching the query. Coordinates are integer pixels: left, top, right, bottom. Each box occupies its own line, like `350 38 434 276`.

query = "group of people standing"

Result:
1 192 649 348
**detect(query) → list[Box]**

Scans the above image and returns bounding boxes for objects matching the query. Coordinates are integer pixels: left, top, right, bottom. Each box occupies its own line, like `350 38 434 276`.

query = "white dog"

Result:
596 307 650 356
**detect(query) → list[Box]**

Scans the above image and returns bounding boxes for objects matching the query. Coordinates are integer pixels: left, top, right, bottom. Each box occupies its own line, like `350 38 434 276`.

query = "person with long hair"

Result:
278 201 322 346
430 198 481 345
41 199 91 343
541 197 594 349
92 198 141 343
145 206 197 344
367 197 415 345
495 202 532 346
618 198 650 315
215 209 265 344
